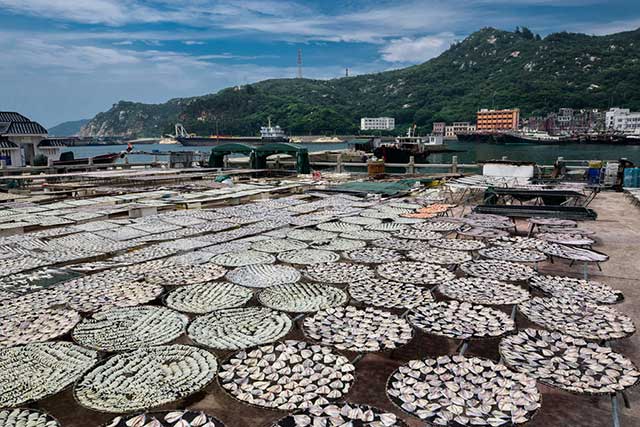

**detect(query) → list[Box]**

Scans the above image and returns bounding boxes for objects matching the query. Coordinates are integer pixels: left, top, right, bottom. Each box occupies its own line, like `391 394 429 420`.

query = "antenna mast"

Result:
297 48 303 79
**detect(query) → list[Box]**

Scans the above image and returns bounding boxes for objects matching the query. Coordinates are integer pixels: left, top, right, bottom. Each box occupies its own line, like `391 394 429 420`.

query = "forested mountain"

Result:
80 27 640 137
48 119 90 136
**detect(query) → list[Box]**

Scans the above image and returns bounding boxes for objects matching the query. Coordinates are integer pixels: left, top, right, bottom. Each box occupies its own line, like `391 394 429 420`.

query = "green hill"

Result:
48 119 90 136
80 27 640 137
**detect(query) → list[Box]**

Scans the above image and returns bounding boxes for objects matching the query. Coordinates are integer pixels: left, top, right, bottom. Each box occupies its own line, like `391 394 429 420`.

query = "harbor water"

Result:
69 141 640 166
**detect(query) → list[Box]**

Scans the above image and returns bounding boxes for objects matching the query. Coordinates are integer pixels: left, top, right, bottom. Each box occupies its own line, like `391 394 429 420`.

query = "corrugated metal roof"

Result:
0 112 29 122
0 137 18 149
4 122 48 135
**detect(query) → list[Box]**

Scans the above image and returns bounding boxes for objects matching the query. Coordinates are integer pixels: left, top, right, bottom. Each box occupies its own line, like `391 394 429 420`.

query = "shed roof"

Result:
0 137 19 149
0 111 48 136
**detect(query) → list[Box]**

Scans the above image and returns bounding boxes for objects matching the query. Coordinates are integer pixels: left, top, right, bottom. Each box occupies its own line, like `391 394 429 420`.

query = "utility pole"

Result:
297 49 303 79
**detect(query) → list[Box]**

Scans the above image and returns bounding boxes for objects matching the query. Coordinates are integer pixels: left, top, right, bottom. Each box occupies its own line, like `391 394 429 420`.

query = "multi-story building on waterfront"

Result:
606 108 640 132
432 122 446 135
360 117 395 131
476 108 520 131
444 122 476 138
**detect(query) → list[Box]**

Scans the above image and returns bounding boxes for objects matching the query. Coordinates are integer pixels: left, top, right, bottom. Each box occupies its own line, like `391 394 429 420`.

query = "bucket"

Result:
587 167 601 184
367 161 385 176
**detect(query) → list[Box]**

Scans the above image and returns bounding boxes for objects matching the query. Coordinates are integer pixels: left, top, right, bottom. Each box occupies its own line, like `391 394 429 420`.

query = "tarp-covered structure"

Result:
208 143 255 168
208 142 310 174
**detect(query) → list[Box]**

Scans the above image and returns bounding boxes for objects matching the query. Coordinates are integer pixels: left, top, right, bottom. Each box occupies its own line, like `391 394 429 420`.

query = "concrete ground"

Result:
34 191 640 427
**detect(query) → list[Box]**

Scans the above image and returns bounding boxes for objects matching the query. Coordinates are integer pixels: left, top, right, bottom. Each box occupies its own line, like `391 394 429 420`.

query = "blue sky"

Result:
1 0 639 127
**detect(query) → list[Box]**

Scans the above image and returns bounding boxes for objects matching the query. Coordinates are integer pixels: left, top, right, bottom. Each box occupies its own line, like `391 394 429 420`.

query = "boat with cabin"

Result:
373 125 456 163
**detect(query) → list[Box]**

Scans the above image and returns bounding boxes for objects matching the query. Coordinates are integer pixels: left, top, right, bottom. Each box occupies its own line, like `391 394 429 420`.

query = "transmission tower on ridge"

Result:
297 48 303 79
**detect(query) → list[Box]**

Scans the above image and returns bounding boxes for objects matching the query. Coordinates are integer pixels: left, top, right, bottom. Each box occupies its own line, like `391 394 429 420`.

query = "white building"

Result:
444 122 476 138
360 117 395 131
606 108 640 132
0 112 63 166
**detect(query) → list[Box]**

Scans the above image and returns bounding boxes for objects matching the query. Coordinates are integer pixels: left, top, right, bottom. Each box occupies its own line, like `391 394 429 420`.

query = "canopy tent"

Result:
252 143 310 174
208 143 255 168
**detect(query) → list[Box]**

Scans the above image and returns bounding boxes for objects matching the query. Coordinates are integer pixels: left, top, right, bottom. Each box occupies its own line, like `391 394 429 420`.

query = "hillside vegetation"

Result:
80 27 640 137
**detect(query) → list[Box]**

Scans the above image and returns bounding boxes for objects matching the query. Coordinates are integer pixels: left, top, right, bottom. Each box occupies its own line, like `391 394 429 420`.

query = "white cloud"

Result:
380 33 456 63
183 40 205 45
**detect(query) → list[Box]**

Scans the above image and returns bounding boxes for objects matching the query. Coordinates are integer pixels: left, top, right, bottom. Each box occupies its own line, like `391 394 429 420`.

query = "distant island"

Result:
78 26 640 138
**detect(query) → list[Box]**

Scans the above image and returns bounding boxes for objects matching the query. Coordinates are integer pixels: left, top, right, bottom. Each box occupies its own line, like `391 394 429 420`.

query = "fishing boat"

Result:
52 152 123 166
176 119 289 146
501 130 565 145
53 142 132 166
456 132 505 143
373 125 456 163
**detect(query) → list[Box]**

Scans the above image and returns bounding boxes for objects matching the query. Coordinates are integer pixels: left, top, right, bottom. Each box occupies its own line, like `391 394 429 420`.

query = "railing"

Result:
259 155 597 175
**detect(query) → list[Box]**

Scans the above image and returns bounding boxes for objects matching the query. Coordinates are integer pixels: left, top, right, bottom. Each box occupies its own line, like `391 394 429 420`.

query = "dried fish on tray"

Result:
488 236 544 250
63 278 163 313
0 408 60 427
371 237 431 252
407 248 472 265
457 227 510 239
518 297 635 341
460 260 537 282
72 306 188 352
340 230 389 241
437 278 530 306
259 282 348 313
165 282 253 314
0 288 69 317
340 216 382 226
317 222 363 233
429 238 486 251
343 247 404 264
210 250 276 267
529 275 623 305
310 238 367 251
0 290 14 301
271 402 408 427
499 328 640 395
538 243 608 262
0 268 79 295
251 238 308 254
535 232 595 246
75 344 217 413
479 247 547 263
102 410 224 427
360 209 397 220
188 307 292 350
288 229 337 242
303 306 413 352
0 342 98 408
537 226 595 235
412 220 463 233
365 222 409 232
377 261 455 286
144 262 227 287
349 278 434 309
304 262 375 284
387 355 541 426
278 249 340 265
528 217 577 227
218 340 355 410
0 308 81 348
226 264 301 288
392 229 441 241
462 217 514 230
408 301 515 340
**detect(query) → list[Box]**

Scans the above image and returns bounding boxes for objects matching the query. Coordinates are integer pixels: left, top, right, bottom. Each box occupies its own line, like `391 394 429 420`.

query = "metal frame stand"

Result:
611 393 621 427
458 340 470 356
351 354 365 365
